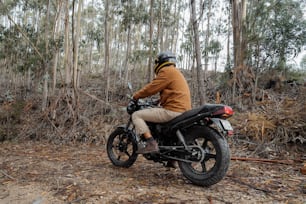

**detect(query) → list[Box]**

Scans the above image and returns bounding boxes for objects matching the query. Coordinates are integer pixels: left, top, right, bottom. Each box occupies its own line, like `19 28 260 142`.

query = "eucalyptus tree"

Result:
202 0 212 78
247 0 306 72
50 1 64 95
63 0 71 85
83 1 104 74
190 0 205 105
148 0 154 82
207 40 222 73
243 0 306 105
104 0 110 102
200 0 227 73
72 0 83 89
227 0 306 104
301 54 306 71
179 26 194 70
0 0 60 102
119 0 134 84
229 0 247 103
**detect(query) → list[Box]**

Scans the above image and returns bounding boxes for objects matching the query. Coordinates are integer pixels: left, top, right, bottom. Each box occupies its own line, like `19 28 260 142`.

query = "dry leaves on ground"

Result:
0 141 305 204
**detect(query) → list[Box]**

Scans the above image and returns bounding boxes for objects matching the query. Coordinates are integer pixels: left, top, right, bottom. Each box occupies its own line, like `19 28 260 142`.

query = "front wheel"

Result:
106 127 138 168
178 126 230 187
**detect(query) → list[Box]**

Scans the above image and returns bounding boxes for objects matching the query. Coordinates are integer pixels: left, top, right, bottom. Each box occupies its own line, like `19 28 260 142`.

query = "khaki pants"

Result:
132 108 182 135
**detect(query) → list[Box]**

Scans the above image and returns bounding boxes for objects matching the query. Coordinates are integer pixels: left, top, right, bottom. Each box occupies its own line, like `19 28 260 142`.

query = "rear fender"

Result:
182 125 226 141
210 118 234 136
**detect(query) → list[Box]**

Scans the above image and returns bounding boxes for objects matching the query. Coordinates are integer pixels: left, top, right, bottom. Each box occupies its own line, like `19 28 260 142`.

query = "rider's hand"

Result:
127 98 138 114
152 99 160 106
130 98 138 105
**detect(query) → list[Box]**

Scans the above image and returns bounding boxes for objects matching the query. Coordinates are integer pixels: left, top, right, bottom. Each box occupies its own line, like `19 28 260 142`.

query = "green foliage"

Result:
0 24 59 74
180 25 194 57
0 0 63 78
201 39 222 59
0 0 19 15
285 66 306 83
130 50 151 64
117 0 150 32
247 0 306 70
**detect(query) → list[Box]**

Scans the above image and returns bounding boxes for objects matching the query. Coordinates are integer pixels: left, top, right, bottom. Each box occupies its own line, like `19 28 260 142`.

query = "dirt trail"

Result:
0 141 305 204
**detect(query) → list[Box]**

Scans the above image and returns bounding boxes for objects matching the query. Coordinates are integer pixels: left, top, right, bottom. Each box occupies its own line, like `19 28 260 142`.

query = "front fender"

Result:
116 124 128 130
114 124 138 140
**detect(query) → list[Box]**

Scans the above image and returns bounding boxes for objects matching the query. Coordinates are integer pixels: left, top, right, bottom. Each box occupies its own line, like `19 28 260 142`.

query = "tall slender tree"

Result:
148 0 154 82
230 0 247 102
104 0 110 102
203 0 212 79
73 0 83 89
190 0 205 105
64 0 71 86
42 0 51 111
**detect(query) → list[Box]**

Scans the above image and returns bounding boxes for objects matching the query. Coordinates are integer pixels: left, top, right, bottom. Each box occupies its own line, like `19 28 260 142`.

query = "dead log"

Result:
231 157 303 165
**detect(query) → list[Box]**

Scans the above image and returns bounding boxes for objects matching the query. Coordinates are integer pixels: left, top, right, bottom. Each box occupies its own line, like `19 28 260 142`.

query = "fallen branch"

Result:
78 89 110 106
0 169 16 180
0 190 9 199
227 175 273 194
231 157 303 165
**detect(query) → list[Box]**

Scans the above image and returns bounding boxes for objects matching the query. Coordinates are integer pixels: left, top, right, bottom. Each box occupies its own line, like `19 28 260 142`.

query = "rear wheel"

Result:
106 127 138 168
178 126 230 187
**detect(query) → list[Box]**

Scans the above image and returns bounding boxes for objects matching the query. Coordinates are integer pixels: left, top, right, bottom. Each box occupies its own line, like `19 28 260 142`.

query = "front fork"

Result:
126 117 146 150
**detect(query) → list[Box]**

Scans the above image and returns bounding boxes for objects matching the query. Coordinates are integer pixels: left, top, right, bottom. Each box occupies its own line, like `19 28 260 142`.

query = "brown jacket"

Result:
133 65 191 113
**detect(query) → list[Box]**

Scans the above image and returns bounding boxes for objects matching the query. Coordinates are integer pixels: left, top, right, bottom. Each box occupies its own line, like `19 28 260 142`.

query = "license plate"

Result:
219 119 233 131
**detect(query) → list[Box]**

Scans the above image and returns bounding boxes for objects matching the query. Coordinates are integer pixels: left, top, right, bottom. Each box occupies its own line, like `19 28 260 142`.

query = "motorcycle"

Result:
106 83 234 187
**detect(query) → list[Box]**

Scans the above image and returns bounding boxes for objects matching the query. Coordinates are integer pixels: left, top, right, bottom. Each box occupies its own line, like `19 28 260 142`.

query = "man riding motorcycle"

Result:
131 51 192 154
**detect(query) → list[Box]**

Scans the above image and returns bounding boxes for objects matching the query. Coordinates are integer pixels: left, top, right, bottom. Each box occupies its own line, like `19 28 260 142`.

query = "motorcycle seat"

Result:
164 104 225 126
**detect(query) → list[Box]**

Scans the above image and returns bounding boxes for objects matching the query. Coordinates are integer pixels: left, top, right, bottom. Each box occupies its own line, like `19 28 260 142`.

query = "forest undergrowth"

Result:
0 74 305 158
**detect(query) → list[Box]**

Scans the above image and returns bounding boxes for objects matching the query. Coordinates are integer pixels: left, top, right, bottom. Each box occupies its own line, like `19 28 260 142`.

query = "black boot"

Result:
136 138 159 154
165 160 177 168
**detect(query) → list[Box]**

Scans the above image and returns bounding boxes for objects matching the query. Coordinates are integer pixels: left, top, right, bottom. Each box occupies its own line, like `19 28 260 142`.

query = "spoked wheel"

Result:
178 126 230 187
106 127 138 168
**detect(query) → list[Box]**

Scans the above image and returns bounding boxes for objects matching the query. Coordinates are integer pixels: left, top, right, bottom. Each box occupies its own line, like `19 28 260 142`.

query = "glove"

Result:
127 99 138 115
152 99 160 106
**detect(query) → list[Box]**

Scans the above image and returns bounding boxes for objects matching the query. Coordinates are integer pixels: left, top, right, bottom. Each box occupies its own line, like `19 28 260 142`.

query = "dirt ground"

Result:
0 141 305 204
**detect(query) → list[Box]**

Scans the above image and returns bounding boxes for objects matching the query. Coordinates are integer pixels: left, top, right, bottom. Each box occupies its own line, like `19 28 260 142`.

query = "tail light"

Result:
212 106 234 119
227 130 234 136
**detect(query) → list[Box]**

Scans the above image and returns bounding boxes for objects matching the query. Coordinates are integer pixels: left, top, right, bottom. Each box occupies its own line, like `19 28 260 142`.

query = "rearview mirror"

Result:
128 82 133 91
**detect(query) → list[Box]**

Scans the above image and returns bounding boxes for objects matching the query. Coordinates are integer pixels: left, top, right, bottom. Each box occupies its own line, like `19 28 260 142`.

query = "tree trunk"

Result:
204 0 212 79
148 0 154 82
124 24 131 85
104 0 110 102
159 0 164 51
190 0 205 105
27 68 31 91
73 0 83 89
64 0 71 86
231 0 247 102
51 1 63 94
231 0 240 68
42 0 51 111
240 0 247 65
172 0 180 52
226 4 231 69
231 0 239 103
